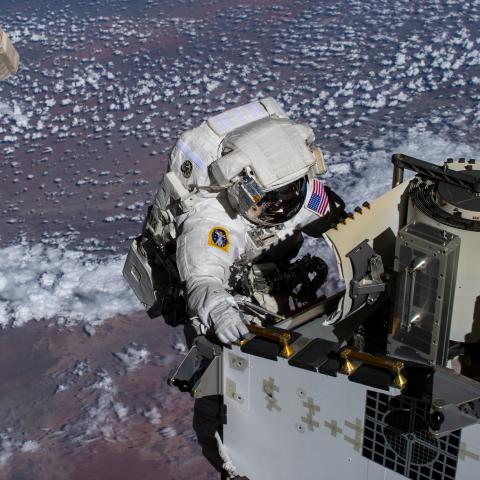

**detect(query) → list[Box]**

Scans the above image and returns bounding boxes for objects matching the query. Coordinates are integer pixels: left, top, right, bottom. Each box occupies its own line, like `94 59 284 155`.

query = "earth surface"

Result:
0 0 479 479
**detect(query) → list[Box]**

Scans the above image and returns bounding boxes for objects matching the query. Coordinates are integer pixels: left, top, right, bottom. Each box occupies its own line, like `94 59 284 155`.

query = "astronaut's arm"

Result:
176 213 249 344
184 276 248 343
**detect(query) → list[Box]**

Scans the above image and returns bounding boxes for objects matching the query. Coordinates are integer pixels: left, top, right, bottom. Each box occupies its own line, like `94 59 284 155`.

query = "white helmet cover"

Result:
211 117 316 191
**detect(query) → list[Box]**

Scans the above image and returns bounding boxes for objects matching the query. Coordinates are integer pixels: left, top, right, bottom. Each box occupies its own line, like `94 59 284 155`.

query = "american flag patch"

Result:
305 179 330 216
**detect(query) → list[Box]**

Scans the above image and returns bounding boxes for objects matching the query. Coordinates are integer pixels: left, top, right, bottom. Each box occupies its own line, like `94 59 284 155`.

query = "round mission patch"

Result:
180 160 193 178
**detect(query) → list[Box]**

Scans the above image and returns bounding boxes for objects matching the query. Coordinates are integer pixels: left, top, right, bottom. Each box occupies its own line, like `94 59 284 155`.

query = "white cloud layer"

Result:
0 127 478 329
0 434 39 466
0 240 139 328
0 101 29 128
114 343 150 371
324 125 479 210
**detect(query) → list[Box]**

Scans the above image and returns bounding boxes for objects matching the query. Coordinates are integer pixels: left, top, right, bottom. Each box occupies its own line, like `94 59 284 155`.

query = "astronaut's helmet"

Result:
244 176 307 226
210 117 326 225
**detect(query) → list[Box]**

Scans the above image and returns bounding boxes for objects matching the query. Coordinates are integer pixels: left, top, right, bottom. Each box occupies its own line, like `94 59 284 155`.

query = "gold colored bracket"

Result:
244 324 294 359
340 348 407 389
392 362 407 390
340 349 357 375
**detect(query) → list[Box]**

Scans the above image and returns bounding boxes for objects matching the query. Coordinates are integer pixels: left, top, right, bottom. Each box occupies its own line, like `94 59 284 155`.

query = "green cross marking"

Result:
460 442 480 461
301 397 320 431
324 419 343 437
262 377 281 412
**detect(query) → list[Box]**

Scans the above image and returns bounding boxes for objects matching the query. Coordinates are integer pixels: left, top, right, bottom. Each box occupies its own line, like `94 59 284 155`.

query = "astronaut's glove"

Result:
209 301 250 345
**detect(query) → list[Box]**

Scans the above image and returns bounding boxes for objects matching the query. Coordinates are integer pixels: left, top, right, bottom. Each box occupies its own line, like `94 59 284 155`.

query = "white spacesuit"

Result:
124 97 344 344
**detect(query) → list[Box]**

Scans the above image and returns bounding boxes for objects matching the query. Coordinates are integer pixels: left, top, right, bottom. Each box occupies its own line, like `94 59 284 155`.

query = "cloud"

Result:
0 101 29 128
0 434 39 466
324 125 479 210
0 239 139 328
113 343 150 372
66 371 124 444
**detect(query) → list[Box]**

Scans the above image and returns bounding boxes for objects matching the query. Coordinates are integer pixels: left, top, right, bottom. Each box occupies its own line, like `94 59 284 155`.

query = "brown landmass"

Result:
0 313 217 480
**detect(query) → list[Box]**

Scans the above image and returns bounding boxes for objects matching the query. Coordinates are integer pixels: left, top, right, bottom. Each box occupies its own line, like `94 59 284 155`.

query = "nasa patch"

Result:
208 226 230 252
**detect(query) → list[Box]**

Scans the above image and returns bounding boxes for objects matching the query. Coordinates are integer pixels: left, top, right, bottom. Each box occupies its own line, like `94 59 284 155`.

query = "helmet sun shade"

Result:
243 177 307 226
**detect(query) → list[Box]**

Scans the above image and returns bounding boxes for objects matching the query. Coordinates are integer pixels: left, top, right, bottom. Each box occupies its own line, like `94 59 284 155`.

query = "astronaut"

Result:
123 97 344 476
124 97 344 345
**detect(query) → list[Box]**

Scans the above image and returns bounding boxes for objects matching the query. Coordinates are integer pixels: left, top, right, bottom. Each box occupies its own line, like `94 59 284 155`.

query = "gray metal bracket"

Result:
348 248 386 307
192 355 223 399
167 344 202 393
429 366 480 437
351 278 386 297
167 336 223 398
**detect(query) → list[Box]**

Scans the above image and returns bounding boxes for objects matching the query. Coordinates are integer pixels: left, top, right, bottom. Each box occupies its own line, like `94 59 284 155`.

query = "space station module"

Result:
123 97 344 342
180 154 480 480
0 27 19 81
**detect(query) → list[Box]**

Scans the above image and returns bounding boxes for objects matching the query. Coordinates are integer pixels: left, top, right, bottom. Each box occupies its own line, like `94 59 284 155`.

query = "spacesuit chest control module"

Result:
123 97 344 344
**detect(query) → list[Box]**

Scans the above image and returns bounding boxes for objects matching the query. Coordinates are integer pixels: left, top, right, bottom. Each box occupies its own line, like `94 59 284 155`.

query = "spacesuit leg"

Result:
193 395 224 474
